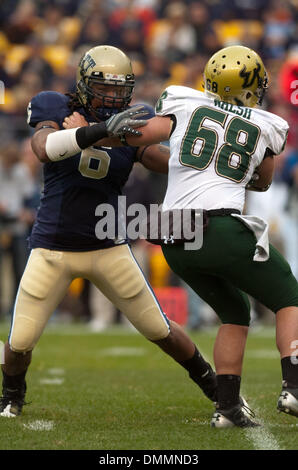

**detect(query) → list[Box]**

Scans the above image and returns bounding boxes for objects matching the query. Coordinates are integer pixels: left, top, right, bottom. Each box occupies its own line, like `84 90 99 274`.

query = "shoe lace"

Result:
239 396 257 418
241 403 256 419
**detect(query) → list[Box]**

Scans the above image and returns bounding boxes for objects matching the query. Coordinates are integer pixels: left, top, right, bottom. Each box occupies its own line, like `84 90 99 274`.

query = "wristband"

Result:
45 128 81 162
45 123 109 162
76 122 108 149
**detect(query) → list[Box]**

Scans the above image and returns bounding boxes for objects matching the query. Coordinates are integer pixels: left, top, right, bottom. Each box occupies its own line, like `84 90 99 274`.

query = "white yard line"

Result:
245 350 279 359
39 378 64 385
244 413 281 450
47 368 65 375
98 347 146 357
39 369 65 385
267 422 298 428
23 420 54 431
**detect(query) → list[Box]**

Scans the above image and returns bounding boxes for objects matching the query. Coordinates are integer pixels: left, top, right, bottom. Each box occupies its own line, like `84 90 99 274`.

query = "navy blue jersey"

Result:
27 91 154 251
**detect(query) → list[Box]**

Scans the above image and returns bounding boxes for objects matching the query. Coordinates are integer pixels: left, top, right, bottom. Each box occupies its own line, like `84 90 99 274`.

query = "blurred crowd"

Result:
0 0 297 329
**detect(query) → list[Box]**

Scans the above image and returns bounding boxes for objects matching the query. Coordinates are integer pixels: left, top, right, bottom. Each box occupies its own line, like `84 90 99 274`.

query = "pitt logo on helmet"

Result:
81 54 96 72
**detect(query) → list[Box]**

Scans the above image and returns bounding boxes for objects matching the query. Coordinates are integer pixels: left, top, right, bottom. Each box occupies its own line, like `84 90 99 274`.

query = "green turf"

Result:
0 323 297 450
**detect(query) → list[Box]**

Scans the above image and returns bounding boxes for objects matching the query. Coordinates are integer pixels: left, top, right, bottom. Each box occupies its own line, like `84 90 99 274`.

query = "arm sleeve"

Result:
136 103 155 120
266 115 289 156
155 85 189 117
27 91 70 128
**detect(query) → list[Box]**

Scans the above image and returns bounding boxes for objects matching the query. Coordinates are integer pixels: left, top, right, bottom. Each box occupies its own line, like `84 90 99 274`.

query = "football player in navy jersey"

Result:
1 46 217 417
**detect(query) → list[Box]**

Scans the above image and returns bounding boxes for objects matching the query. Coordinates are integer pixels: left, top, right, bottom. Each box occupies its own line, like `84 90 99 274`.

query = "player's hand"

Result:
246 172 260 191
63 112 88 129
105 105 149 137
246 172 271 192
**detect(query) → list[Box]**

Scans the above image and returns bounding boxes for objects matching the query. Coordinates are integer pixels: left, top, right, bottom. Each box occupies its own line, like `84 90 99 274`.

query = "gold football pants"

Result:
9 245 170 352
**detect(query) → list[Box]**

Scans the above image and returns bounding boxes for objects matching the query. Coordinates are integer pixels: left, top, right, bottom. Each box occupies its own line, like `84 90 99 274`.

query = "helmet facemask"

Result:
76 46 135 121
79 76 134 120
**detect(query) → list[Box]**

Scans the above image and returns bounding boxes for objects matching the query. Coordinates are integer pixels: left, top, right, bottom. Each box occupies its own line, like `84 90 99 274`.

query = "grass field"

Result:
0 322 297 452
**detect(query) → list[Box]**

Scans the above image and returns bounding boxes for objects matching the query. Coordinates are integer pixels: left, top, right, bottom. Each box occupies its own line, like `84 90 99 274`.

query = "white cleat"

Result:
277 383 298 417
211 411 235 428
211 399 260 428
0 404 17 418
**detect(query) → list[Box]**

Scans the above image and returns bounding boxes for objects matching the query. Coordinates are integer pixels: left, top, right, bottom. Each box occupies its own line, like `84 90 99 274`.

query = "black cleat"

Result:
277 381 298 417
211 402 260 428
0 382 27 417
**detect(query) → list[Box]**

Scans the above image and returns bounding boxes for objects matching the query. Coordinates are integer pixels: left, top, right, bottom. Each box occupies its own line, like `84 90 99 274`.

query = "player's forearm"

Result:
32 123 110 163
32 128 55 163
33 124 127 163
125 122 169 147
138 144 169 174
103 116 172 148
246 156 274 191
97 129 166 148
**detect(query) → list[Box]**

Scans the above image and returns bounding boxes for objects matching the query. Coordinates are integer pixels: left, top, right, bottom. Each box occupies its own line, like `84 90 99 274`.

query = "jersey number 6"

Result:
79 147 111 179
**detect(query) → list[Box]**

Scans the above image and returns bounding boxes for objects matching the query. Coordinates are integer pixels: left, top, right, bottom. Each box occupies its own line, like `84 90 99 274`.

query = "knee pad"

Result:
99 245 171 340
21 248 64 300
102 253 146 299
9 313 37 353
133 302 170 341
9 248 70 353
121 284 171 341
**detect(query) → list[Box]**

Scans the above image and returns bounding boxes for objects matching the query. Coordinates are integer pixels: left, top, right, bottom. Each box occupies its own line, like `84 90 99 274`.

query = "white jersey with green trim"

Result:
155 85 289 212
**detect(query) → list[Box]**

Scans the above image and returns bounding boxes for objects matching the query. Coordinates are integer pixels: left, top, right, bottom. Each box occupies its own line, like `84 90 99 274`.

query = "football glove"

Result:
105 105 149 137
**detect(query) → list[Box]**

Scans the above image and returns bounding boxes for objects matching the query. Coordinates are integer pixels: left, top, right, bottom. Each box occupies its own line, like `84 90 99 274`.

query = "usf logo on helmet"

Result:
240 62 262 89
203 45 268 108
76 45 135 120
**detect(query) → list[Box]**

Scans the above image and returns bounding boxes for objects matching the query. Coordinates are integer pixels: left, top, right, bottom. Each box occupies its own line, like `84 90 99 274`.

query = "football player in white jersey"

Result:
104 45 298 428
